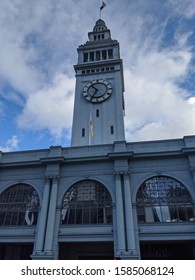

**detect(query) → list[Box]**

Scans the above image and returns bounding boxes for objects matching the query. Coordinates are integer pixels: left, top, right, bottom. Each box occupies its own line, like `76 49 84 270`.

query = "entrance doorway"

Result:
140 241 195 260
0 243 33 260
59 242 114 260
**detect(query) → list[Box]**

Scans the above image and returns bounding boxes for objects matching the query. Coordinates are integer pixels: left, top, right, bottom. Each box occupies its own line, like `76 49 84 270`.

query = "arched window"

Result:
0 184 40 226
61 180 112 225
136 176 195 223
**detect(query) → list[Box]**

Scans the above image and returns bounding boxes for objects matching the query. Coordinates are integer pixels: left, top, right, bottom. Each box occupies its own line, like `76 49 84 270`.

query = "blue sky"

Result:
0 0 195 151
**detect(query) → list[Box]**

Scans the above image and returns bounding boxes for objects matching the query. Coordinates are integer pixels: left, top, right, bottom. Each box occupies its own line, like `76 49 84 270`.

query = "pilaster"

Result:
32 176 59 260
44 176 59 258
32 176 51 259
114 172 126 255
123 172 138 259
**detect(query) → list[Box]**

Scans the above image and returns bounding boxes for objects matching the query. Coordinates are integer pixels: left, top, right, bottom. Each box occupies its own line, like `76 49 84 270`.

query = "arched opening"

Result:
0 183 40 259
61 180 112 225
136 176 195 260
59 180 114 259
136 176 195 223
0 183 40 226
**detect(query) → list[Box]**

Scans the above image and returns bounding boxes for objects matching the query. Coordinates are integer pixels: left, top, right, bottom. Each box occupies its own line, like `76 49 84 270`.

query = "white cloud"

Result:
169 0 195 18
132 49 192 84
124 46 195 141
0 135 19 152
17 73 75 141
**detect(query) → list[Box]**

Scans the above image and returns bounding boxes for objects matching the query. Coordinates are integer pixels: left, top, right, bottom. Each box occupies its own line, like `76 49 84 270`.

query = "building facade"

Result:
0 20 195 260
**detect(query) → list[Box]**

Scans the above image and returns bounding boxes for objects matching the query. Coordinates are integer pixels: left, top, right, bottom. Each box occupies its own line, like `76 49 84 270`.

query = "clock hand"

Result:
90 85 98 99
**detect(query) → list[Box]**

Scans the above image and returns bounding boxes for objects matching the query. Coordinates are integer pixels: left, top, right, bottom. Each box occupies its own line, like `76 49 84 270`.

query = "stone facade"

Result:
0 137 195 259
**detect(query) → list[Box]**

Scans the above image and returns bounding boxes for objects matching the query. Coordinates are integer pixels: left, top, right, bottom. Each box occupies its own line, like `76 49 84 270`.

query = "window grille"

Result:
0 184 40 226
61 180 112 225
136 176 195 223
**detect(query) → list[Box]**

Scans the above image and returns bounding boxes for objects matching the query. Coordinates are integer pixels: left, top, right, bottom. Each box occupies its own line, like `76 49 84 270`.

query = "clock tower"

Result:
71 19 125 146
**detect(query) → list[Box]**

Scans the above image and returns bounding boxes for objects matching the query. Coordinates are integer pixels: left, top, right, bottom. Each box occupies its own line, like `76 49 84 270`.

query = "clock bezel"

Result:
83 79 112 103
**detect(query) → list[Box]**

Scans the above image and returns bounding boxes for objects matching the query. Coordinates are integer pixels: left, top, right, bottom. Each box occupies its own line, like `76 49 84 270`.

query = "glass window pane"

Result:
145 206 154 222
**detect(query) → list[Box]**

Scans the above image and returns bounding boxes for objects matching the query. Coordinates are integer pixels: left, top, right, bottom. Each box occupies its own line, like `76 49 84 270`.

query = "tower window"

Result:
102 34 105 39
108 49 113 59
83 53 88 62
96 109 99 117
110 126 114 135
82 128 85 137
102 50 107 60
94 35 97 41
90 52 94 61
96 51 100 61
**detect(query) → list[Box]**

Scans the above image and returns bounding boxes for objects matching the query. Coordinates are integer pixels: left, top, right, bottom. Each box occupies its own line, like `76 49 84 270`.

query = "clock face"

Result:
83 79 112 103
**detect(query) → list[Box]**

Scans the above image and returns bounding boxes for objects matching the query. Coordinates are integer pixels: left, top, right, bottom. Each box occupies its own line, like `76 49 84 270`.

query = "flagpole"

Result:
89 113 91 146
89 110 91 146
88 109 93 146
99 1 106 19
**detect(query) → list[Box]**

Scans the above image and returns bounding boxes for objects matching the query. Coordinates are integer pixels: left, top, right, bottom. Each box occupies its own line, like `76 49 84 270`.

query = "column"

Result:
123 173 136 254
191 169 195 186
33 177 51 253
44 176 59 256
115 173 126 253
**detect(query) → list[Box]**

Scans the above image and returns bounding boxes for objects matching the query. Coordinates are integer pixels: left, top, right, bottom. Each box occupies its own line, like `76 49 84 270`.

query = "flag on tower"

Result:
100 1 106 11
89 113 93 137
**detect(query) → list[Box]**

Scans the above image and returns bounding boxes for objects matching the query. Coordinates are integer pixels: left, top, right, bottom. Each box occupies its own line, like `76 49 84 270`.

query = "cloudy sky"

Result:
0 0 195 151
